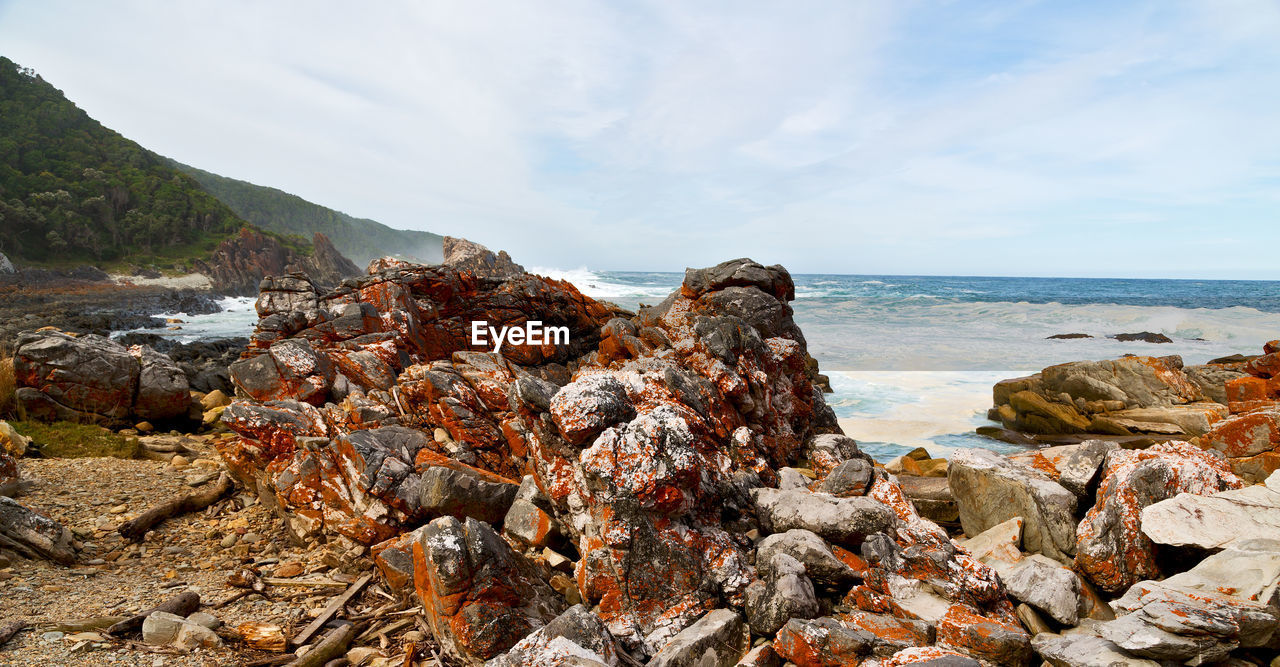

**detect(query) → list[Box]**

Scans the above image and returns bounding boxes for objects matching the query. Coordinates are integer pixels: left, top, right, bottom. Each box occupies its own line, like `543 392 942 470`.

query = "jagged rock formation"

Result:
194 228 359 295
441 236 525 278
13 330 191 425
215 256 1037 665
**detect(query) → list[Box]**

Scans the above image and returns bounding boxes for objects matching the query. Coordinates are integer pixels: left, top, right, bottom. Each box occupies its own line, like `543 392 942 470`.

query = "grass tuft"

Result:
0 355 14 419
7 420 141 459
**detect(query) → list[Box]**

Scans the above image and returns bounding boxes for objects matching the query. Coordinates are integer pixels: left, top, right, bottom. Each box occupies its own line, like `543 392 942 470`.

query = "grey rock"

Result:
548 374 634 445
131 345 192 421
1185 363 1249 405
756 528 861 586
805 433 870 471
777 468 811 491
896 475 959 526
1158 538 1280 608
514 374 559 413
681 258 793 301
1141 470 1280 550
745 553 818 635
1031 633 1160 667
815 459 873 497
996 554 1082 625
751 488 894 549
0 251 13 274
185 611 221 630
418 466 518 524
442 236 525 278
487 605 619 667
948 448 1077 562
142 611 222 650
1040 356 1202 408
648 609 749 667
14 331 139 421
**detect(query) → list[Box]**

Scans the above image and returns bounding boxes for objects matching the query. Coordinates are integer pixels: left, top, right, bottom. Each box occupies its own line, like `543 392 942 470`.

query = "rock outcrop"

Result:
441 236 525 278
1074 442 1243 594
13 330 191 425
195 228 359 296
1141 469 1280 550
214 255 1034 665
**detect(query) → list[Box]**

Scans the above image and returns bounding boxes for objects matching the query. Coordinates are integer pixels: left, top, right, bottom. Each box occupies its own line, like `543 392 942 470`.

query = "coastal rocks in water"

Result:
1110 332 1172 344
1046 333 1092 340
990 356 1215 437
947 448 1077 562
14 330 190 424
0 496 76 564
1074 442 1244 594
412 516 566 664
194 228 358 296
1140 469 1280 550
488 605 621 667
441 236 525 278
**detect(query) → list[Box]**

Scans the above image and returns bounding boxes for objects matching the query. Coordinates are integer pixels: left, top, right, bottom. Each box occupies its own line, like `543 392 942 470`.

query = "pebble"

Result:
220 534 239 548
41 631 65 642
169 455 189 469
241 532 263 544
108 504 128 514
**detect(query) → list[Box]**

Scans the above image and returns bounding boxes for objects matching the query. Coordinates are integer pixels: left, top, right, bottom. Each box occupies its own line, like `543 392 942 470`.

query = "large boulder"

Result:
488 605 621 667
948 448 1077 562
412 516 565 664
648 609 749 667
442 236 525 278
1141 469 1280 550
752 488 895 549
1192 405 1280 482
1074 442 1244 594
13 330 190 424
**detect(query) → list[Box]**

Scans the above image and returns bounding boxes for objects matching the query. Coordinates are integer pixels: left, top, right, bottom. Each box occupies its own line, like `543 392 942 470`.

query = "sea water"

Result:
124 271 1280 462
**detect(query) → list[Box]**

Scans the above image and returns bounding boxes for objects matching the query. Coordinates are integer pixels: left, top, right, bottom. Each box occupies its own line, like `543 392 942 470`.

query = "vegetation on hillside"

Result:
172 161 445 267
0 57 247 269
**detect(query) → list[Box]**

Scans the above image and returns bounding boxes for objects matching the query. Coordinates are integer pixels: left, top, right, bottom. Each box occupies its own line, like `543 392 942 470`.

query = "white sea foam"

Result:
114 296 259 343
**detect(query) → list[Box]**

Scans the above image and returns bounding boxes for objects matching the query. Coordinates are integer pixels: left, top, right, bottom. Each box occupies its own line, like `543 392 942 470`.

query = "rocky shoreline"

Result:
2 248 1278 666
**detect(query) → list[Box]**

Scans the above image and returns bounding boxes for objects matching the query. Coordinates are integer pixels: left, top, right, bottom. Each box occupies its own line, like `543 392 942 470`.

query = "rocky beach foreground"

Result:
2 246 1279 666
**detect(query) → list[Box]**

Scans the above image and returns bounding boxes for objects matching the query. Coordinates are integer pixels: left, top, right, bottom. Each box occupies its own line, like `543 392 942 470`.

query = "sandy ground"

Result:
0 436 431 666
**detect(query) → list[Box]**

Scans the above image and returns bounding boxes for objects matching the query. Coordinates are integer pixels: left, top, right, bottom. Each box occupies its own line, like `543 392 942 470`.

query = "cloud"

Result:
1 0 1277 277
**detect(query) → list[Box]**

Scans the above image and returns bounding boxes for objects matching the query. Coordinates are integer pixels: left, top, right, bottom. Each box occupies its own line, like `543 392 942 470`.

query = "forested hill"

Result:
170 162 443 268
0 56 248 267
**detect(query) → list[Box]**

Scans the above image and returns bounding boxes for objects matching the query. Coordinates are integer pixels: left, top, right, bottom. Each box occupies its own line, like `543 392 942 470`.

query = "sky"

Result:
1 1 1278 278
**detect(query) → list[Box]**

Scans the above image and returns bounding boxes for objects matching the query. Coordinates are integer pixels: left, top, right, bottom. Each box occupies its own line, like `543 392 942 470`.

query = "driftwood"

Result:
117 473 233 541
0 620 28 648
288 622 357 667
106 590 201 636
0 496 76 565
289 573 372 648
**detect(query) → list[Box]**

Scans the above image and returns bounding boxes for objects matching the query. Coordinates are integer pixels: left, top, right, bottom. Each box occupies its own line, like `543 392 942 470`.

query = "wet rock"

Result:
745 552 818 635
752 488 894 549
756 529 863 586
1110 332 1172 344
488 604 620 667
1141 470 1280 550
1075 442 1244 594
648 609 748 667
413 516 565 664
948 448 1077 562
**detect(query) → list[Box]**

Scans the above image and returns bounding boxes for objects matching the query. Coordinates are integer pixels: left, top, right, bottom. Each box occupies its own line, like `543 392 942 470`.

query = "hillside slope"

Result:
0 56 248 268
171 163 444 268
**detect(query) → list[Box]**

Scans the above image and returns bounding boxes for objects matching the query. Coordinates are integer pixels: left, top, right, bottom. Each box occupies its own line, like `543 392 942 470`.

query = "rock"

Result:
185 612 221 631
0 496 75 564
194 229 358 296
837 610 933 656
883 647 981 666
488 605 620 667
773 616 876 666
14 330 138 423
417 465 518 524
948 449 1077 562
959 517 1022 562
547 374 634 446
1141 470 1280 550
752 488 894 549
1031 633 1161 667
994 554 1082 626
130 345 192 421
141 611 222 650
648 609 748 667
370 525 425 590
442 236 525 279
1193 406 1280 482
0 251 12 274
0 421 29 457
1111 332 1173 344
1041 356 1202 406
1185 363 1250 405
1075 442 1244 594
805 433 870 477
1014 603 1051 635
230 338 333 405
935 604 1032 666
1005 390 1091 434
1109 403 1227 436
896 475 958 527
503 477 560 549
1100 577 1280 662
737 643 781 667
814 458 873 496
756 529 863 586
1008 440 1117 500
777 467 811 491
1048 333 1093 340
200 390 231 411
745 552 819 635
412 516 565 663
1154 538 1280 608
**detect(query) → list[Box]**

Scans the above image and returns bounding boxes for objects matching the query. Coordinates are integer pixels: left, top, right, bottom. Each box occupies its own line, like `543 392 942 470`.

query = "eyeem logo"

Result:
471 320 569 353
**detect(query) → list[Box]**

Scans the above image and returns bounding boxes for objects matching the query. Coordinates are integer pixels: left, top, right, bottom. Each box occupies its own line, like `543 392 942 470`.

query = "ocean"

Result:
125 270 1280 462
